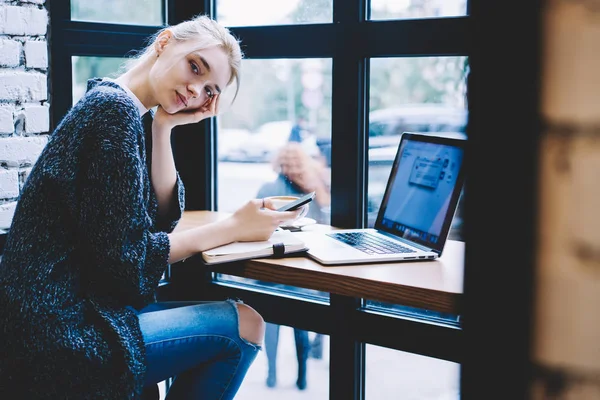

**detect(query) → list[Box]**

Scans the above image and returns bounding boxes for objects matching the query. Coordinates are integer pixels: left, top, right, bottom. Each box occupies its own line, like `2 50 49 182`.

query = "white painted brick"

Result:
0 169 18 198
23 104 48 133
0 105 13 134
0 201 16 229
1 6 48 36
0 71 47 102
13 109 24 135
18 167 32 190
25 40 47 69
25 6 48 36
1 6 27 35
0 39 21 67
0 136 47 167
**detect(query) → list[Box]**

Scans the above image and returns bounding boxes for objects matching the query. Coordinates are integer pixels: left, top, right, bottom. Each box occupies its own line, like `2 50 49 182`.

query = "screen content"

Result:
380 139 464 246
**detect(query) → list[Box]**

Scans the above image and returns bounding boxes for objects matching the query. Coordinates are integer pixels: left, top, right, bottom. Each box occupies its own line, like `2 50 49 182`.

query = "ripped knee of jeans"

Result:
226 298 265 350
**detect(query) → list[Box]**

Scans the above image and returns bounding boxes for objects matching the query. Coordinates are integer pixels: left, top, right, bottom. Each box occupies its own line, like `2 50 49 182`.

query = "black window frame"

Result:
48 0 542 399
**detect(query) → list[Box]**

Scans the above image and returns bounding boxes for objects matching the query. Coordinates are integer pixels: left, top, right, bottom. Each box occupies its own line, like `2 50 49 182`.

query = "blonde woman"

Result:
0 15 300 399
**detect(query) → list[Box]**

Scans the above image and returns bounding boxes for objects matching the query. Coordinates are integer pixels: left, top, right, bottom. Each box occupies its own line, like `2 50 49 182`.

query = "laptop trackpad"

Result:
295 232 347 250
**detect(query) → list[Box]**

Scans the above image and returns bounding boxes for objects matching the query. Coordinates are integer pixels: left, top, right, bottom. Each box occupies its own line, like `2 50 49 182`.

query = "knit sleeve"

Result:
154 173 185 233
141 111 185 233
76 89 170 309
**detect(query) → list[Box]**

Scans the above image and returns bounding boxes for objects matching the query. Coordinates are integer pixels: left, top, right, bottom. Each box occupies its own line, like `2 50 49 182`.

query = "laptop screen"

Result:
375 133 466 253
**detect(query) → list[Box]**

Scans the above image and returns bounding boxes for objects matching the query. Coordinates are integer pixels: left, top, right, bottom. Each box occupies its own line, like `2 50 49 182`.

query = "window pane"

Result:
367 344 460 399
217 58 332 224
235 325 329 398
370 0 467 20
72 56 127 104
217 0 332 27
367 56 468 243
215 58 331 305
71 0 164 25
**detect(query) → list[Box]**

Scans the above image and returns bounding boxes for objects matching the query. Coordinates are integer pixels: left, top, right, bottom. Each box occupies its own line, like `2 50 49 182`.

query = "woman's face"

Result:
150 32 231 114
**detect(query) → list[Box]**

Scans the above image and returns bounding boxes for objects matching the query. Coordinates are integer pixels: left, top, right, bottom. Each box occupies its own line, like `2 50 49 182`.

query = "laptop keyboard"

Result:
326 232 415 255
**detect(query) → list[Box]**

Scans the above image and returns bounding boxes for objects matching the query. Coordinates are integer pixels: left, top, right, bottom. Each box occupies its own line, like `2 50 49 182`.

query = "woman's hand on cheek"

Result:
153 94 220 133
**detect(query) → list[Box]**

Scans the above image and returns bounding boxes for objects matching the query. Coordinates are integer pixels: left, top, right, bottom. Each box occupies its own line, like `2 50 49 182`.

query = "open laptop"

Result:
302 132 466 265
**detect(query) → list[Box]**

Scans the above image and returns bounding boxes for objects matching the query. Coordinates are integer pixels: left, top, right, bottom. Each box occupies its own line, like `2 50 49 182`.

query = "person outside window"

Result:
287 116 308 143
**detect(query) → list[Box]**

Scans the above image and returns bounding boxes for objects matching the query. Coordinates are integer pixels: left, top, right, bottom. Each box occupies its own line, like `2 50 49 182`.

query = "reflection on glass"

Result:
216 275 329 302
235 325 329 398
217 0 332 27
72 56 127 104
367 344 460 399
365 300 460 325
71 0 163 25
370 0 467 20
367 56 468 242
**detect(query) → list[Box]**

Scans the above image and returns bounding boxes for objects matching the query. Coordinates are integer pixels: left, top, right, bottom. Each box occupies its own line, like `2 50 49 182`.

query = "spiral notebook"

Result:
201 229 307 265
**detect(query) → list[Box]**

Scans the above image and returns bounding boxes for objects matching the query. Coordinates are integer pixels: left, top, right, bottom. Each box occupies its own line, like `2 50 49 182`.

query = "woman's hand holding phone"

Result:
275 192 316 212
228 199 301 242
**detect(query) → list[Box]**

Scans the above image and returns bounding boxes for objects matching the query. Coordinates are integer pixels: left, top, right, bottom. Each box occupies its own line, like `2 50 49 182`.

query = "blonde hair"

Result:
125 15 243 102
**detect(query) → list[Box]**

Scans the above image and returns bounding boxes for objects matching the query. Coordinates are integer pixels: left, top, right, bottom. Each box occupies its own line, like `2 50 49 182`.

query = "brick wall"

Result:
0 0 49 231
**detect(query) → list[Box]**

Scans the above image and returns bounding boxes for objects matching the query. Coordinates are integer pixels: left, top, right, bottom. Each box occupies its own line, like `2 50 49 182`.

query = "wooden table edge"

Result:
177 211 463 314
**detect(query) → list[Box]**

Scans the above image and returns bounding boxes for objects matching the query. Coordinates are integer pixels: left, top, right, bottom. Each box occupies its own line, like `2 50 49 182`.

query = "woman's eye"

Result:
205 87 214 98
190 62 199 75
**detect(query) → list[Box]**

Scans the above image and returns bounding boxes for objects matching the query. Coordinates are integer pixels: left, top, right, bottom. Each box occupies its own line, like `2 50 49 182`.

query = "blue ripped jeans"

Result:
138 300 260 400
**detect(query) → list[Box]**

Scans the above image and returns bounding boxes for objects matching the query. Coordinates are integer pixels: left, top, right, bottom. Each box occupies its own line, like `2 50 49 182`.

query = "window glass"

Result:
216 276 329 302
217 58 332 223
370 0 467 20
72 56 127 104
216 57 332 303
233 323 329 398
366 344 460 399
71 0 164 25
364 300 460 325
217 0 332 27
367 56 468 242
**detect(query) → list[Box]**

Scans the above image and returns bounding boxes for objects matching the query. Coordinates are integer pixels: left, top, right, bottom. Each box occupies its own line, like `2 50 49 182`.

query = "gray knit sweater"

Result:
0 79 185 399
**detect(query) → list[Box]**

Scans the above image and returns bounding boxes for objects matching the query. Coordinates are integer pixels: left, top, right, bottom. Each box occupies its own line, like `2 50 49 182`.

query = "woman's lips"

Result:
176 92 188 107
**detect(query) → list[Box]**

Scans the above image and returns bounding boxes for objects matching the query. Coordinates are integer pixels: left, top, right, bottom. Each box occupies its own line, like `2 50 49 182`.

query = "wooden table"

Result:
175 211 465 314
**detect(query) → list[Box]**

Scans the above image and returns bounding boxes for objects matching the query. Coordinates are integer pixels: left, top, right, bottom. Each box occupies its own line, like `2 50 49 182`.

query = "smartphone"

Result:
276 191 316 212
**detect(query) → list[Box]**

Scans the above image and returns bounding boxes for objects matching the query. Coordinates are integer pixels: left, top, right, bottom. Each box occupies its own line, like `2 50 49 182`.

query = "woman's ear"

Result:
154 29 173 56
